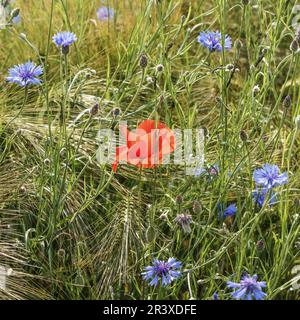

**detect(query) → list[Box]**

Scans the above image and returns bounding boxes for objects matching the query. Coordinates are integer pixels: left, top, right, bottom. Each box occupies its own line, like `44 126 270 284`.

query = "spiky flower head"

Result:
198 31 232 52
96 6 114 21
253 164 288 189
142 258 182 287
227 274 267 300
53 31 77 54
7 61 43 87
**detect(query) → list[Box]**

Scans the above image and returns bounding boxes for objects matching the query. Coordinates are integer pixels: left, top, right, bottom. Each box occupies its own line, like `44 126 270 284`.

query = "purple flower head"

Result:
7 61 43 87
96 6 114 21
218 203 237 219
53 31 77 49
253 164 288 189
227 274 267 300
213 292 219 300
253 188 277 208
175 212 193 233
12 14 21 24
198 31 232 52
142 258 182 287
209 163 220 176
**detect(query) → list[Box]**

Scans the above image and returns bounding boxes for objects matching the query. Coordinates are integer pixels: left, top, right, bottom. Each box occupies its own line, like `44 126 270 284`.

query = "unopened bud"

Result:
139 54 148 69
159 213 168 221
62 45 70 55
256 239 265 251
253 85 260 96
193 201 202 214
234 39 243 50
156 64 164 73
283 95 292 109
240 130 248 142
90 103 99 116
57 249 66 259
176 195 183 205
225 64 235 71
11 8 20 19
112 107 121 117
19 33 27 40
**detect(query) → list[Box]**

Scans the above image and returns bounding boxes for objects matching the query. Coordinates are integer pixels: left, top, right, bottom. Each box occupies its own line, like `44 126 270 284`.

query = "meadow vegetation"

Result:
0 0 299 300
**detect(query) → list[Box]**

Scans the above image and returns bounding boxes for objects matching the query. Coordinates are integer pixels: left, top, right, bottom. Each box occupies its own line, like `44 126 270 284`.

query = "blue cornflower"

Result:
218 203 237 219
253 188 277 208
227 274 267 300
12 14 21 24
142 258 182 287
7 61 43 87
53 31 77 53
198 31 232 52
96 6 114 21
213 292 219 300
253 164 288 189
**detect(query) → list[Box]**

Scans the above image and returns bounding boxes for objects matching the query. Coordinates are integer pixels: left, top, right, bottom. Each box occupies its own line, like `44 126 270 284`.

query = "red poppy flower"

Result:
112 120 176 172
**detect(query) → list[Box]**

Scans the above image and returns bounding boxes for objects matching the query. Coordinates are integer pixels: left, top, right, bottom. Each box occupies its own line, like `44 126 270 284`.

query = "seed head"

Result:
175 211 193 233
